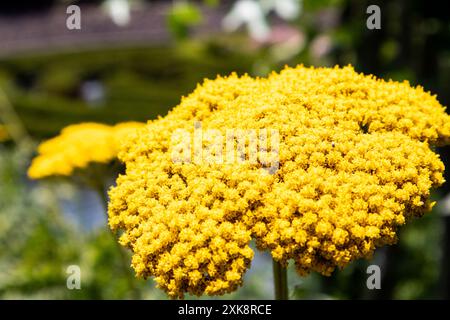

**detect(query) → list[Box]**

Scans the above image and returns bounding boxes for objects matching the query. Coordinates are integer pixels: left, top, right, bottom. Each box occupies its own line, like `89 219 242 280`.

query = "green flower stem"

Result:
273 259 288 300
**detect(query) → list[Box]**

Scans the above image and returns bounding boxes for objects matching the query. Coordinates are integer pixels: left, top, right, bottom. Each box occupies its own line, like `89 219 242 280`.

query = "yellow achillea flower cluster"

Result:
28 122 144 179
0 124 9 142
108 65 450 298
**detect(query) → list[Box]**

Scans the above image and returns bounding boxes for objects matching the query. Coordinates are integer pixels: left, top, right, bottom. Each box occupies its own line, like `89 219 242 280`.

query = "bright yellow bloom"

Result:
108 65 450 298
0 125 9 142
28 122 145 179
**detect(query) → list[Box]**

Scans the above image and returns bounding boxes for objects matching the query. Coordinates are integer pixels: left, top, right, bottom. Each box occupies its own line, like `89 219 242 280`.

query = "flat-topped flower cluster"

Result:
107 65 450 298
28 122 145 179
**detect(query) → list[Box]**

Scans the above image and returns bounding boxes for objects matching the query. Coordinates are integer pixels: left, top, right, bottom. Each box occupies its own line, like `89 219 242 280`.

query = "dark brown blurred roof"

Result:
0 2 224 57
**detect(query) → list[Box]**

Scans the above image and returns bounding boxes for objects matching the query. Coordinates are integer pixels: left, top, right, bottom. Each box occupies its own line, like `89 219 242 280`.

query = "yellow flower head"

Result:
0 124 10 142
28 122 144 179
108 65 450 298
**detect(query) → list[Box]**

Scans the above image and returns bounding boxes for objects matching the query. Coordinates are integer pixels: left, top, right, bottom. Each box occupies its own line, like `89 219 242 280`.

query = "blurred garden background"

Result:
1 0 450 299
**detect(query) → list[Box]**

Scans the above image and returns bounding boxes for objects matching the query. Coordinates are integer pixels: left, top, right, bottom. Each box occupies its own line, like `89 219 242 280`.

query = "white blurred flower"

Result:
261 0 302 21
222 0 270 41
103 0 131 27
80 80 105 106
222 0 301 41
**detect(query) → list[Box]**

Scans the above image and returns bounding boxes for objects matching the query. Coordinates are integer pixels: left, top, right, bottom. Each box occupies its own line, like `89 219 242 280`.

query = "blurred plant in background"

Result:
0 124 9 142
0 146 163 299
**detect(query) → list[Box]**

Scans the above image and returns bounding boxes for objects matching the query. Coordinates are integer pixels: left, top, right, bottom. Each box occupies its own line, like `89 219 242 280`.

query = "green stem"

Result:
93 181 141 300
273 259 288 300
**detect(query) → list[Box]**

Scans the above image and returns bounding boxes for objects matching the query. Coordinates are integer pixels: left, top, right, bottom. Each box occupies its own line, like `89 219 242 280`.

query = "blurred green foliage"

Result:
0 147 163 299
0 44 256 139
168 2 203 39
